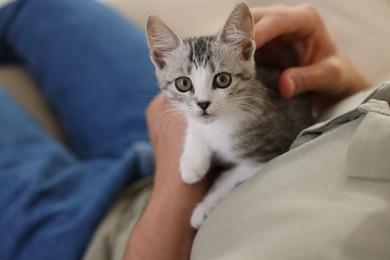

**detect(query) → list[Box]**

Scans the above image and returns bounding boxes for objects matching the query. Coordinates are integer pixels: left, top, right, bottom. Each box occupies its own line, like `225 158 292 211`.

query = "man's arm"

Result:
123 94 208 260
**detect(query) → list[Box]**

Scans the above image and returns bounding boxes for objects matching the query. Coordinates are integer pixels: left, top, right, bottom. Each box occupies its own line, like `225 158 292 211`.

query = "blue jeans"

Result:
0 0 158 259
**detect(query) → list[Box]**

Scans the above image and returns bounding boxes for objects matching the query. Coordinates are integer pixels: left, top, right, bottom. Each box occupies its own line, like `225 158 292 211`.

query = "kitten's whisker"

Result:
227 108 266 132
152 104 185 132
244 96 280 112
131 93 159 97
224 95 279 115
257 86 280 97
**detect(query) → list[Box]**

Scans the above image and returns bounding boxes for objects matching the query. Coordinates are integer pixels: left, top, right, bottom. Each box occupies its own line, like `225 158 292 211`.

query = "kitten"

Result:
146 2 312 229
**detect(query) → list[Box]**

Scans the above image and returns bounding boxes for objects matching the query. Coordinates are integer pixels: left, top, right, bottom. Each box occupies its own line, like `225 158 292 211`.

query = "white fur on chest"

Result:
181 113 265 229
189 115 238 162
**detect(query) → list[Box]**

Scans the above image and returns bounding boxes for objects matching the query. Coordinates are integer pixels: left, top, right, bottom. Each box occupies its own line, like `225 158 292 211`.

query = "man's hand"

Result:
252 4 372 112
124 94 209 260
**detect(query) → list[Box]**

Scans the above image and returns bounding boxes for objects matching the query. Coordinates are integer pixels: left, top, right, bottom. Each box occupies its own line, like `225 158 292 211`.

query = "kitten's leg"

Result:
180 127 212 184
191 162 265 229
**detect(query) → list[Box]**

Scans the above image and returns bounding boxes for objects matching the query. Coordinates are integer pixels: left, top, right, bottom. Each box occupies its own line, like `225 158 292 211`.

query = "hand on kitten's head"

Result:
252 4 372 113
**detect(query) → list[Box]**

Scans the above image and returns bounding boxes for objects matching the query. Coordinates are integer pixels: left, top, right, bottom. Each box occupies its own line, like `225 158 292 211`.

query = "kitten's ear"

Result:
146 15 181 69
218 2 255 60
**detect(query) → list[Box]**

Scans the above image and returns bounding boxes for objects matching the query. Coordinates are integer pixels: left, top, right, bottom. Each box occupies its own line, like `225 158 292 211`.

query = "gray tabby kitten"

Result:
146 2 312 229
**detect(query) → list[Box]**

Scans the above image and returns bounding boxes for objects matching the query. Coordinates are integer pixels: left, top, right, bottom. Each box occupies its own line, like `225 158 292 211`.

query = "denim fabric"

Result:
0 0 158 259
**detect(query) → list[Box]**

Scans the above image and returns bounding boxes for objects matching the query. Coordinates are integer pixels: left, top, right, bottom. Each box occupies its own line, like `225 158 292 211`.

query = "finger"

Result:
251 5 289 22
253 4 322 48
278 58 343 98
146 93 164 122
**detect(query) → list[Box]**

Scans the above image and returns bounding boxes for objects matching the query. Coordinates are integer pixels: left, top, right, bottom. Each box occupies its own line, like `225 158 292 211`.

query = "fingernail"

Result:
287 77 296 97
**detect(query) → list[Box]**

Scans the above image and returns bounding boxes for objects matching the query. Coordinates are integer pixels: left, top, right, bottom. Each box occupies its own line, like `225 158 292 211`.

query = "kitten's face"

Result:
156 37 255 123
146 2 255 123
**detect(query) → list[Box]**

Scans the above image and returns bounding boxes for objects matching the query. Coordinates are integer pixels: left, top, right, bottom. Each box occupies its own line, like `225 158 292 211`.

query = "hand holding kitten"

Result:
125 94 210 260
252 4 372 112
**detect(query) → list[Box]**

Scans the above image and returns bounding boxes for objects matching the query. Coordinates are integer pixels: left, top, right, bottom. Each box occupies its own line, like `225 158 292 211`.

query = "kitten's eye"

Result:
214 73 232 88
175 77 193 92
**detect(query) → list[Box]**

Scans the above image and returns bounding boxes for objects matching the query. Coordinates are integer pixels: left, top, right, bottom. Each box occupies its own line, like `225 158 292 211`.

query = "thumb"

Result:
279 60 340 98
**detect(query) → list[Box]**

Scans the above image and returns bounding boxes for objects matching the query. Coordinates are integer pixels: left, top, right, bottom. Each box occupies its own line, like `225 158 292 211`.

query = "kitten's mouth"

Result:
201 111 212 117
197 111 215 122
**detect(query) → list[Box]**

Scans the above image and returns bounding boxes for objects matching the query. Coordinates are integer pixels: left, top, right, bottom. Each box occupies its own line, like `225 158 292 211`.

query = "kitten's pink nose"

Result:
197 101 211 111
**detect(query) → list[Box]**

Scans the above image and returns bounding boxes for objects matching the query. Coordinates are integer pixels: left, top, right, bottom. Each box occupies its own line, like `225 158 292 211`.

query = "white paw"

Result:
180 156 209 184
190 203 210 229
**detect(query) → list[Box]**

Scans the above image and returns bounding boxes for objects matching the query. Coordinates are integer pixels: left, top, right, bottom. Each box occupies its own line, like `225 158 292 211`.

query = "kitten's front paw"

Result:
190 203 210 229
180 157 209 184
